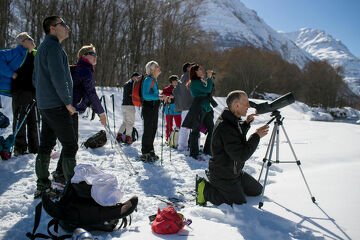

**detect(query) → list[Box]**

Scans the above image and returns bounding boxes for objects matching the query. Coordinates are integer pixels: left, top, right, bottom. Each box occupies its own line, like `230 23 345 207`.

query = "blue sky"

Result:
241 0 360 58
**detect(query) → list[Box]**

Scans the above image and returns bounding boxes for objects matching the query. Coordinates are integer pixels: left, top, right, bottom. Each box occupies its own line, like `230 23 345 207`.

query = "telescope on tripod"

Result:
249 93 316 209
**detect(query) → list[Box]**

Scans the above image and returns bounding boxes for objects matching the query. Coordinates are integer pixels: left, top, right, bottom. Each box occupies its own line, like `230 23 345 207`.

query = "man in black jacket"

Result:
196 90 269 206
11 32 39 156
117 72 140 144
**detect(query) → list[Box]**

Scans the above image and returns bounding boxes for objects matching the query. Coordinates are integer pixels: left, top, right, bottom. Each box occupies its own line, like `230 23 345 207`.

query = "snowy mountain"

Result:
283 27 360 96
199 0 315 67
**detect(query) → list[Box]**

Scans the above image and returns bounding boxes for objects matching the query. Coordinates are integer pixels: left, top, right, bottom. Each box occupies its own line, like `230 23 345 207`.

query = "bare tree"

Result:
0 0 13 48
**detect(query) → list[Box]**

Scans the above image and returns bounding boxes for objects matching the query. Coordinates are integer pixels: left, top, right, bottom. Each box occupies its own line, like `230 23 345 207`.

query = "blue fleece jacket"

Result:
33 35 73 109
142 75 159 101
0 45 28 96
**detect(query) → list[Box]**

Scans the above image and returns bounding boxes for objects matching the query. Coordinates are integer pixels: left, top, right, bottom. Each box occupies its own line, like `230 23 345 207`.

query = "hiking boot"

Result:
140 153 155 163
149 151 159 160
195 175 207 206
14 147 27 157
124 135 133 145
34 187 62 199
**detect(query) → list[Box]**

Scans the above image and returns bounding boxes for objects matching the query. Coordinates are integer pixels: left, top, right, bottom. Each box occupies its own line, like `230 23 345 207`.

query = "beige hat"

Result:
16 32 33 45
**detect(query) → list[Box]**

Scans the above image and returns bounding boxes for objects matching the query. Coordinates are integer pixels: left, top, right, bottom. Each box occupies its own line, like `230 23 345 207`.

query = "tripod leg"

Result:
258 124 277 181
258 160 272 209
258 123 279 208
281 124 316 203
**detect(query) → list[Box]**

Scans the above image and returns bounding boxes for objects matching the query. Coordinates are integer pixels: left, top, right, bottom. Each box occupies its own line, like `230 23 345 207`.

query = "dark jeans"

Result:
204 171 263 206
189 110 214 157
35 106 78 189
12 90 39 153
141 100 160 154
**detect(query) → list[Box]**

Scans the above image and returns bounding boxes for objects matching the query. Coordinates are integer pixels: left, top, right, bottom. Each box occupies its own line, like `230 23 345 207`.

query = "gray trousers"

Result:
118 105 135 136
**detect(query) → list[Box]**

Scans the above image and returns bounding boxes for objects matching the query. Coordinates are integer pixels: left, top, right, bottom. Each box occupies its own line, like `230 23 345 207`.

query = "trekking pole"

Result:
166 103 171 162
104 122 138 176
161 101 165 165
110 94 116 135
14 105 22 137
11 100 36 152
34 105 41 146
14 100 36 138
101 96 113 148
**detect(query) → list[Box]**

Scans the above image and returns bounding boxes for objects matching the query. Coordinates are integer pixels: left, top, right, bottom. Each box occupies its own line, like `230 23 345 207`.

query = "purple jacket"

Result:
72 58 104 114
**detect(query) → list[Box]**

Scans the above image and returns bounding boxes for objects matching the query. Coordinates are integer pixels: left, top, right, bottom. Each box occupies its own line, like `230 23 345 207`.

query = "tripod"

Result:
257 110 316 209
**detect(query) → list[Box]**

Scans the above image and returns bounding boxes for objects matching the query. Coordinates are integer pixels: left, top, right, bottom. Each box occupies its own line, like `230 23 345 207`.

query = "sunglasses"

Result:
53 21 67 28
85 52 97 57
22 37 34 42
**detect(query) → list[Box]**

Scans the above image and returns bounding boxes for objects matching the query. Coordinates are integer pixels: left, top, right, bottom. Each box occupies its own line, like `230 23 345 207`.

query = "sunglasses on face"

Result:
53 21 67 28
85 52 97 57
22 37 34 42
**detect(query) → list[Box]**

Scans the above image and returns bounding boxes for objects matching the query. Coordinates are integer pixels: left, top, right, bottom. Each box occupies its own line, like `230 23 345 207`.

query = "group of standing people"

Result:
1 15 270 207
116 60 217 162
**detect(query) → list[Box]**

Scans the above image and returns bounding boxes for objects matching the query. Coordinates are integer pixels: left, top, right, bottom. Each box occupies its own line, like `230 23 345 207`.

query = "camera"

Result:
249 92 295 114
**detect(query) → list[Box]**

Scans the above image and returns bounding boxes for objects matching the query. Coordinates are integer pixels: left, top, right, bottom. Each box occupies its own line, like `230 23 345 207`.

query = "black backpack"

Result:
83 130 107 149
26 181 138 239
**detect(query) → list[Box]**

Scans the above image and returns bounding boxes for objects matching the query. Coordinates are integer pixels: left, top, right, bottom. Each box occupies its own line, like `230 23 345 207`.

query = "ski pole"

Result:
101 96 113 148
14 100 36 138
166 103 171 162
11 100 36 152
161 101 165 166
110 94 116 135
34 105 41 146
14 105 22 137
105 122 138 176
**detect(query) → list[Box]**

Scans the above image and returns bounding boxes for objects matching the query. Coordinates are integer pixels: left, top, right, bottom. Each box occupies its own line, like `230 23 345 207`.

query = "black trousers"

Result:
204 171 263 206
189 110 214 157
12 90 39 153
39 106 78 157
141 100 160 154
55 113 79 174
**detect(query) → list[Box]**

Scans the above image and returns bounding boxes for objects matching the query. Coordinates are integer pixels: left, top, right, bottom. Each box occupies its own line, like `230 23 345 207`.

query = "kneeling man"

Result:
196 90 269 206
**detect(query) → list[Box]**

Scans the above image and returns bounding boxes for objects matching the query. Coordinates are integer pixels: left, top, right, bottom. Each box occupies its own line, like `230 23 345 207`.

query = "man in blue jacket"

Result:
32 16 77 198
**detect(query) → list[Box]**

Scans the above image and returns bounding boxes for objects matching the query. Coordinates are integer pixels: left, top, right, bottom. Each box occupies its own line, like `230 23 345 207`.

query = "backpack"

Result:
0 112 10 129
168 127 179 149
151 206 185 234
132 75 155 107
83 130 107 149
26 181 138 239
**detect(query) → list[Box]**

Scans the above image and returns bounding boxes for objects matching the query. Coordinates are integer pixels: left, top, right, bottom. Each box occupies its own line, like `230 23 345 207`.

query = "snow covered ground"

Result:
0 88 359 240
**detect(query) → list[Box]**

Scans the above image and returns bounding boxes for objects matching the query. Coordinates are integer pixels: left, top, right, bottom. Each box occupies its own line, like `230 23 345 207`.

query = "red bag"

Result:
151 206 185 234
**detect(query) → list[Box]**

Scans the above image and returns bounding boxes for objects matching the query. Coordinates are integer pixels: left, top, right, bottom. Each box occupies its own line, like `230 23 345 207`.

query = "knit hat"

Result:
16 32 33 45
131 72 140 78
